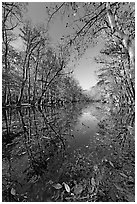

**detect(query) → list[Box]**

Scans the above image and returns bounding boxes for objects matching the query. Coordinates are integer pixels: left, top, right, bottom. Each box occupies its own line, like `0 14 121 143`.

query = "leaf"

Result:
11 188 16 195
119 172 128 178
128 176 134 182
74 184 83 195
91 178 96 186
88 186 94 194
52 183 62 190
49 180 53 185
62 182 70 193
93 164 98 172
21 151 26 155
109 161 114 167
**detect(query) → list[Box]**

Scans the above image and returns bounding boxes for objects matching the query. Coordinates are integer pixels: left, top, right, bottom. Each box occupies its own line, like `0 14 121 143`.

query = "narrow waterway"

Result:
67 104 99 153
2 102 114 201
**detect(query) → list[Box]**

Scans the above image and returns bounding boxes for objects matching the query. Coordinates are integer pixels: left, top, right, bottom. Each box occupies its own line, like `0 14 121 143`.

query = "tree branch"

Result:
106 2 135 68
46 3 65 30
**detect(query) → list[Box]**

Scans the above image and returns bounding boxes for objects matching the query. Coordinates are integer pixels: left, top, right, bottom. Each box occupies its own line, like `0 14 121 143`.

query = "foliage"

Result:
2 3 87 106
95 37 135 109
45 2 135 108
2 2 135 202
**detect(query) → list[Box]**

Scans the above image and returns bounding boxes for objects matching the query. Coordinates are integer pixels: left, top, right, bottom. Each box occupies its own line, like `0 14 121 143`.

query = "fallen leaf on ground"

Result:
52 183 62 189
11 188 16 195
91 177 96 186
109 161 114 167
62 182 70 193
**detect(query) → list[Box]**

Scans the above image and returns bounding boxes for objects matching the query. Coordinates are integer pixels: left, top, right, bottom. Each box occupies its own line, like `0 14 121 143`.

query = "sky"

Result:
22 3 104 90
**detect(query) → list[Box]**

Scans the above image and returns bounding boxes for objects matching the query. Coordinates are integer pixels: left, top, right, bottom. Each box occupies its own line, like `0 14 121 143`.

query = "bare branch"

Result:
46 3 65 30
5 22 18 31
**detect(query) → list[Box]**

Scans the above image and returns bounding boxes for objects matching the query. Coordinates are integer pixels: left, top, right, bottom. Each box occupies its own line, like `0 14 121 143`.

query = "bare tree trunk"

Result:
17 53 31 105
3 26 9 105
28 65 31 104
33 50 40 103
17 27 41 105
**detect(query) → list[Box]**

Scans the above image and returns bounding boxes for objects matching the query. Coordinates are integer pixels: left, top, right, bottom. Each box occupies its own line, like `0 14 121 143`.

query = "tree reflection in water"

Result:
2 103 85 201
2 103 134 202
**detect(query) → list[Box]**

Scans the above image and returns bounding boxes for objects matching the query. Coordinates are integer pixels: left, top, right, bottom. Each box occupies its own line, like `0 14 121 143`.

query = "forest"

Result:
2 2 135 202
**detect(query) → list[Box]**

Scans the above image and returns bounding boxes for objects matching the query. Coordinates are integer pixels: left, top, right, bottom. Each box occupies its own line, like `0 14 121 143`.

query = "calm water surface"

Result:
67 104 98 152
2 102 105 201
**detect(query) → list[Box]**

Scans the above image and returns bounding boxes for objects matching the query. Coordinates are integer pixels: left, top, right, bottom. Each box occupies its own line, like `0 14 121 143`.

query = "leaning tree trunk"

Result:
106 3 135 69
106 3 135 104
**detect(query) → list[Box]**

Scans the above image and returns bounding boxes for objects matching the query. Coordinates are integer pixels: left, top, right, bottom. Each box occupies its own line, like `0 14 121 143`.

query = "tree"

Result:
17 22 47 104
106 3 135 69
95 36 134 109
2 2 25 104
46 2 135 107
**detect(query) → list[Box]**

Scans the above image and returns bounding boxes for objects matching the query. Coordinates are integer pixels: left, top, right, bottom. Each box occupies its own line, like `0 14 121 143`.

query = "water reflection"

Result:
2 103 135 201
3 103 94 201
68 104 98 152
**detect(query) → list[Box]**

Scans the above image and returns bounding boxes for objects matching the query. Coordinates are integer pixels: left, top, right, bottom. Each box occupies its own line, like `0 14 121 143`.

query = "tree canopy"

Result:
2 2 135 109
